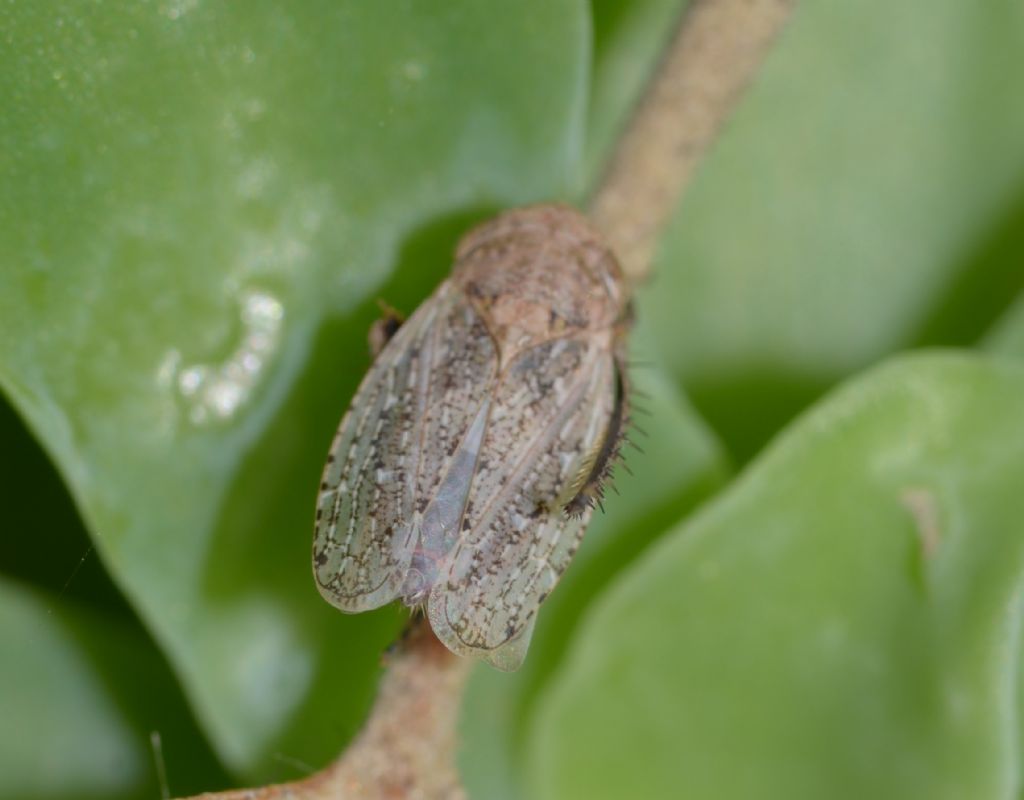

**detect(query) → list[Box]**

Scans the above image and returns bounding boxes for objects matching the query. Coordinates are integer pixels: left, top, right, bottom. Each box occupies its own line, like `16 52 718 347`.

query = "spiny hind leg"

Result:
563 347 631 517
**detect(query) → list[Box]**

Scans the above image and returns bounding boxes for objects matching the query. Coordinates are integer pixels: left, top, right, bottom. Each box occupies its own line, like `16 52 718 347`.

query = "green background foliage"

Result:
1 1 1022 798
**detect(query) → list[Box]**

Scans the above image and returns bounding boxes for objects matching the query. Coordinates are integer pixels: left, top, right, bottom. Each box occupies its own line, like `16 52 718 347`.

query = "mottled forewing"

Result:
412 297 497 528
402 294 498 597
427 337 616 668
313 283 496 611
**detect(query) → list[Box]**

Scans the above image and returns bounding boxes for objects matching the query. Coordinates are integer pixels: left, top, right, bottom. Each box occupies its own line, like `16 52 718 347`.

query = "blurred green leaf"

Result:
643 0 1024 462
459 328 728 800
528 353 1024 800
984 296 1024 359
0 0 589 779
0 576 227 800
0 392 126 615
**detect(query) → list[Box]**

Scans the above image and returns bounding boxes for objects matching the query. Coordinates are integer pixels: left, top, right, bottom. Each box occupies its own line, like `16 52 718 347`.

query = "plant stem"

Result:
589 0 796 289
179 620 471 800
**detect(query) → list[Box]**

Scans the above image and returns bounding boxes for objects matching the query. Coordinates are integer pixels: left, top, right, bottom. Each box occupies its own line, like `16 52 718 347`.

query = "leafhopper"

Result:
313 205 630 670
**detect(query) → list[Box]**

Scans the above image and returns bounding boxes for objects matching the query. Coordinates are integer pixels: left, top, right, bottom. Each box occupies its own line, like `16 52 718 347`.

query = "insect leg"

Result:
368 300 406 357
563 353 630 517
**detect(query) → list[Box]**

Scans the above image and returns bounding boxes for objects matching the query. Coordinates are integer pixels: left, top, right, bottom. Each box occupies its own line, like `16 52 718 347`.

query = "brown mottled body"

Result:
452 206 626 361
313 204 630 670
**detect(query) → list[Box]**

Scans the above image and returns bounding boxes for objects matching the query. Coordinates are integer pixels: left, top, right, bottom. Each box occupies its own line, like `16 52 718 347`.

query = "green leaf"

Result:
642 0 1024 461
0 390 229 795
0 393 127 616
528 353 1024 800
459 327 728 800
984 296 1024 359
0 0 589 779
0 576 227 800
